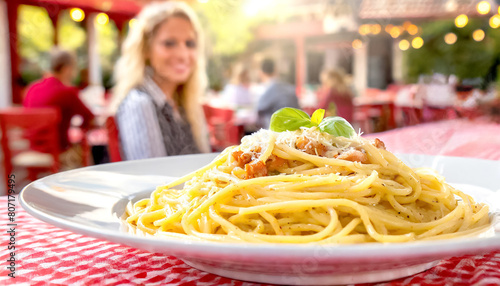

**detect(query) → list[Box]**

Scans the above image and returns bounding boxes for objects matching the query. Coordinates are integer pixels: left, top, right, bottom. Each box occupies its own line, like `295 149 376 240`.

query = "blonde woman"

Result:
111 1 210 160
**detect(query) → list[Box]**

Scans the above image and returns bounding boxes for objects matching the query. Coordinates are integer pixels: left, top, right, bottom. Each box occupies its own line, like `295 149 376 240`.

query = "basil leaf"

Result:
318 116 356 138
270 107 314 132
310 109 325 125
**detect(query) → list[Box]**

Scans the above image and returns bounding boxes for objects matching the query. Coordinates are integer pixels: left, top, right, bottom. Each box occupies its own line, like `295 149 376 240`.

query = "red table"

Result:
1 118 500 285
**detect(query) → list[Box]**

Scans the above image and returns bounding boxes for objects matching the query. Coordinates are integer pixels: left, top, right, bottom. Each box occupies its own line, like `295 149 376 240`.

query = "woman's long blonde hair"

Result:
111 1 209 152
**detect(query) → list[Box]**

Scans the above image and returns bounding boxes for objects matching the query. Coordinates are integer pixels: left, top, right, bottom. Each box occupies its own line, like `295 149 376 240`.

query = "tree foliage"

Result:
18 4 53 78
194 0 255 56
18 5 118 87
57 12 86 52
405 18 499 86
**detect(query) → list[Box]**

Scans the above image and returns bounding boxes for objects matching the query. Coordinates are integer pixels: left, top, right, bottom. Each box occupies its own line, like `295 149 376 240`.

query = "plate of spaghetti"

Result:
20 109 500 285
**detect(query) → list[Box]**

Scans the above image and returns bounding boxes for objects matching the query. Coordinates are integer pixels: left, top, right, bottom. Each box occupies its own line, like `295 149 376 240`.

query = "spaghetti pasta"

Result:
125 127 490 243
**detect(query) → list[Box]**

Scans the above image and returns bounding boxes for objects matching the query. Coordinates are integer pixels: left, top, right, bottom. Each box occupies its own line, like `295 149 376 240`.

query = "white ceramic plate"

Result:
20 153 500 285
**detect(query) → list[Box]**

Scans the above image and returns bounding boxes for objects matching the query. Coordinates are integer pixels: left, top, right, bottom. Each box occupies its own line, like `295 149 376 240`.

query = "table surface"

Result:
2 118 500 286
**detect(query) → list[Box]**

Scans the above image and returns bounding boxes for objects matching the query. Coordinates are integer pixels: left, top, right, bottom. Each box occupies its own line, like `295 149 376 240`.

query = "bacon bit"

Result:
373 138 386 150
337 149 369 164
266 154 289 172
232 147 270 179
231 150 253 168
296 136 328 157
245 160 268 179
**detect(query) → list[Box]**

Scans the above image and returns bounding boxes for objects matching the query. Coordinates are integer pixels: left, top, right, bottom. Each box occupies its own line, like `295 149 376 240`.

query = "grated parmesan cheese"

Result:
239 127 363 159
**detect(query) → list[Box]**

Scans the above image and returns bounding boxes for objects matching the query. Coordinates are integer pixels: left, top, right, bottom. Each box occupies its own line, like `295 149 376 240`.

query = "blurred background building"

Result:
2 0 500 105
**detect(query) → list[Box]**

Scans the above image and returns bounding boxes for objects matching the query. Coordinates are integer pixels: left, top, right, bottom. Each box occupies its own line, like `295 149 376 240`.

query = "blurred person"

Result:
23 47 95 154
317 69 354 122
256 58 299 128
221 64 253 109
111 1 210 160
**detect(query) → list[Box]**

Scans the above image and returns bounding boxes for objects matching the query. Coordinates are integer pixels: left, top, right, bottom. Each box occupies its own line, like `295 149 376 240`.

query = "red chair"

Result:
203 105 242 151
395 106 422 127
0 107 61 192
354 89 397 133
105 117 122 162
422 105 458 122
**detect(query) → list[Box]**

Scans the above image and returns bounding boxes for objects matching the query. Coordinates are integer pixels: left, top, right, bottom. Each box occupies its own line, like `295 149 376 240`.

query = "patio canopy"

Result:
18 0 143 20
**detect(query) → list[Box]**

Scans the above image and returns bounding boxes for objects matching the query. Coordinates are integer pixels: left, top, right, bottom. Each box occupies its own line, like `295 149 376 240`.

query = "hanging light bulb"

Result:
472 29 485 41
385 24 394 34
489 14 500 28
390 26 402 38
129 19 137 29
476 1 491 15
407 24 419 35
95 13 109 25
403 21 412 30
352 39 363 49
70 8 85 22
412 37 424 49
455 14 468 28
399 39 410 51
444 33 457 44
371 24 381 35
359 24 370 35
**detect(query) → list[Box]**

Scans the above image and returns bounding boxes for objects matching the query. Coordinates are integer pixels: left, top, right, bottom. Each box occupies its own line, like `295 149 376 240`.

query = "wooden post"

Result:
353 41 368 97
6 1 20 104
294 36 306 98
86 13 102 86
0 0 11 108
48 10 60 45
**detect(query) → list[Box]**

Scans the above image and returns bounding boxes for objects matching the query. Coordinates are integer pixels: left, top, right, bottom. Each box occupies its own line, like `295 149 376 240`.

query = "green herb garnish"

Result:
270 107 356 138
318 116 356 138
268 108 315 132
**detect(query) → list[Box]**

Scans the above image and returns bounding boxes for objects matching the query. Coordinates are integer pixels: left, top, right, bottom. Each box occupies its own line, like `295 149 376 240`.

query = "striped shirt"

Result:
116 77 199 160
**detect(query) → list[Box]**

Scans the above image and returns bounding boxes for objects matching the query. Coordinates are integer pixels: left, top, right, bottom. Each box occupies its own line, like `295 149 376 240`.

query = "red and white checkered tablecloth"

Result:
1 118 500 286
363 118 500 160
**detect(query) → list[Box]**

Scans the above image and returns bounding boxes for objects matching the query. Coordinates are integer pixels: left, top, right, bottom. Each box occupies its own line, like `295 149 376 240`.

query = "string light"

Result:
399 39 410 51
390 26 402 38
359 24 370 35
455 14 468 28
95 13 109 25
385 24 394 34
476 1 491 15
370 24 381 35
407 24 419 35
70 8 85 22
472 29 485 41
444 33 457 44
412 37 424 49
489 14 500 28
352 39 363 49
129 19 137 29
